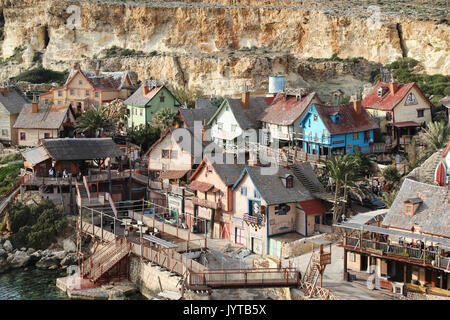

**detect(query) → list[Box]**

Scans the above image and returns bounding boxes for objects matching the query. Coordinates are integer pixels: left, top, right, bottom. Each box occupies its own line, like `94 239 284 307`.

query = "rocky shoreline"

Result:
0 237 78 274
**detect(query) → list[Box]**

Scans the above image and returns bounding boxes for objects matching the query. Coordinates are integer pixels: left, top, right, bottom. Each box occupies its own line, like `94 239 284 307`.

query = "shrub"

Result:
382 165 401 184
10 66 69 85
8 200 67 250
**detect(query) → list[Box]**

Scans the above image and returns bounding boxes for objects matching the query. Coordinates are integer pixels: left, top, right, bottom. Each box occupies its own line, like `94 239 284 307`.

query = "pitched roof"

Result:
259 92 320 125
382 178 450 237
311 103 378 135
298 199 327 216
232 166 313 205
188 180 214 192
65 69 131 91
160 170 190 180
362 80 431 111
289 162 326 194
179 106 217 128
406 150 442 185
21 146 50 166
208 97 269 130
195 98 215 109
13 104 72 129
0 87 29 114
189 154 245 186
123 83 164 107
41 138 124 161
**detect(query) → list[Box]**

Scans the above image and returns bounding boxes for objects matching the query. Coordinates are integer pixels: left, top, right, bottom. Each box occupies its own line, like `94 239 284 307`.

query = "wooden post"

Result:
100 211 103 241
403 264 407 284
343 248 348 281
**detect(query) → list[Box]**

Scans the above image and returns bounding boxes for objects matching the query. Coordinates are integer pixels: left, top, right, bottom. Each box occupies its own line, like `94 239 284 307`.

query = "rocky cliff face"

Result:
0 0 448 96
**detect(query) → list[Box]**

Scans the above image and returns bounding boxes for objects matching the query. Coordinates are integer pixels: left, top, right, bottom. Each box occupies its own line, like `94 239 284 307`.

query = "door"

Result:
252 237 263 255
220 222 230 240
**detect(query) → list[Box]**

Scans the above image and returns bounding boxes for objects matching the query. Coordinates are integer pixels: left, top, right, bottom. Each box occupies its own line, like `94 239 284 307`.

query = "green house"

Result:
124 81 181 129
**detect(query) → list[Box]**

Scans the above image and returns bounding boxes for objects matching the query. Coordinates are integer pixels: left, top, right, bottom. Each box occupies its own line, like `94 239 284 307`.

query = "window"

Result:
58 91 62 97
278 125 283 133
85 90 90 96
162 150 170 159
417 109 424 118
353 132 358 140
1 129 8 136
386 112 392 121
286 176 294 188
405 93 417 105
70 89 74 95
364 131 370 143
79 80 82 85
231 124 237 132
405 204 413 216
140 109 143 116
350 253 356 262
159 96 165 103
217 123 223 131
44 99 49 105
171 150 178 159
254 190 260 198
95 92 99 98
314 114 318 121
44 133 50 139
57 101 62 105
94 102 99 108
240 186 247 196
20 132 26 141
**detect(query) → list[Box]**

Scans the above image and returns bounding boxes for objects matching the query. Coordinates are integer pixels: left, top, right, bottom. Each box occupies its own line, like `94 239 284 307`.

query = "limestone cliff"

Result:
0 0 448 96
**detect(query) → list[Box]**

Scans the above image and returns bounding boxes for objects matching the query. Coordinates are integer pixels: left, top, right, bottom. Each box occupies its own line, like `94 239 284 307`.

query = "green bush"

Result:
0 152 22 165
382 165 401 184
0 164 22 194
10 66 69 85
8 200 67 250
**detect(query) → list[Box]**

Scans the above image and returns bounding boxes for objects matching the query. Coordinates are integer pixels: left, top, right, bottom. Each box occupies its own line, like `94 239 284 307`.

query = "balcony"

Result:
243 214 263 224
193 197 221 210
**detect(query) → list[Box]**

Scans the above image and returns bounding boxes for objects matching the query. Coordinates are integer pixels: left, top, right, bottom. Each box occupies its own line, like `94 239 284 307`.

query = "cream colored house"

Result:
13 101 76 147
0 86 29 146
362 77 432 150
39 68 133 113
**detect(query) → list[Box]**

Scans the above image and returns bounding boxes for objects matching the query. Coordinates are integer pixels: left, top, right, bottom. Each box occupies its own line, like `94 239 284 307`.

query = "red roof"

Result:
259 92 320 125
160 170 189 180
298 199 326 216
362 80 431 111
314 103 378 135
188 180 214 192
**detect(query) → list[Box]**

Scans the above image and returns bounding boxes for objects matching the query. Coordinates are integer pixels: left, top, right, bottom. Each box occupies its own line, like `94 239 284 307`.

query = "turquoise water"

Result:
0 268 147 300
0 268 69 300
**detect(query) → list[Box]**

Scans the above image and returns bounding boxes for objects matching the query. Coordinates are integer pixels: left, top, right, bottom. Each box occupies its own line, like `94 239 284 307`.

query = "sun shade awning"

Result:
143 234 178 249
391 121 420 128
335 222 450 248
188 180 214 192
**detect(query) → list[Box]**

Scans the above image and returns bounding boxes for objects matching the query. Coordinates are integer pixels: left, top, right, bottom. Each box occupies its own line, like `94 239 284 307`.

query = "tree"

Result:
421 120 450 152
76 108 113 137
381 190 398 208
127 125 161 151
349 149 373 178
382 165 401 184
170 86 201 108
152 108 177 131
100 99 128 133
321 154 364 224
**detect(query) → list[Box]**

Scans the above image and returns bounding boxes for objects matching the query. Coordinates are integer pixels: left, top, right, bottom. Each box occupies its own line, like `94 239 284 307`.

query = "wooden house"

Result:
0 86 29 146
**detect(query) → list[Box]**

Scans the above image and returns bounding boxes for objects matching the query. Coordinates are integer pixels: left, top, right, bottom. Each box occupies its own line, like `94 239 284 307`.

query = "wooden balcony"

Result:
243 214 263 224
193 197 221 209
312 252 331 266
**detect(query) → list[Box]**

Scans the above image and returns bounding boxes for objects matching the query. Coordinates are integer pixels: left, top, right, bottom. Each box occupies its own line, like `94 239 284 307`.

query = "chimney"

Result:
353 93 362 114
210 94 215 102
1 87 7 97
95 61 101 76
31 95 39 113
389 72 399 95
241 83 250 109
143 80 150 95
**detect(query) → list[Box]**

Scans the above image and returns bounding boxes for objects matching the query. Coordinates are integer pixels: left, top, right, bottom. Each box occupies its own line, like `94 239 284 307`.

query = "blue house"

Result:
299 101 378 156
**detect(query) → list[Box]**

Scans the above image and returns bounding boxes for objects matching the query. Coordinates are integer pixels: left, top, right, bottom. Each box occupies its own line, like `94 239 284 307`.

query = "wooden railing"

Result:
243 214 262 224
298 280 339 300
343 236 447 270
192 197 221 209
188 268 299 288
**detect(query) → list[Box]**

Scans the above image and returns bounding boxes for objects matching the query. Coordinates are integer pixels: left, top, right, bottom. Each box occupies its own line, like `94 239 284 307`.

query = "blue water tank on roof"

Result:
268 74 286 94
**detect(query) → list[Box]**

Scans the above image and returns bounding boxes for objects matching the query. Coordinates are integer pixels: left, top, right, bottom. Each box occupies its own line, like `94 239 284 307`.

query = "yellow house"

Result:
39 68 134 113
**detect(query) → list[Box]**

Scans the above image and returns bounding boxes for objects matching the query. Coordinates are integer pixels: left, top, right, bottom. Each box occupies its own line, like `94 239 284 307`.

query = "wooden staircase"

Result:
303 254 320 297
81 239 131 283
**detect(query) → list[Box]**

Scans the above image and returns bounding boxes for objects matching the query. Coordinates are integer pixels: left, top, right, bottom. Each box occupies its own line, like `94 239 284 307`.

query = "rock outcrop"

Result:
0 0 448 96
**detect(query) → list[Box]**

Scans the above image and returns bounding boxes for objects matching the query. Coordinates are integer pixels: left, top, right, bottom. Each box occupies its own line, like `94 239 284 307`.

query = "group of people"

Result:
48 167 82 180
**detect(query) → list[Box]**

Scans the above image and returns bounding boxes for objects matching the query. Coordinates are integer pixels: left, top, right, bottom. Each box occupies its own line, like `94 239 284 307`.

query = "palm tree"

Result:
152 108 177 131
381 190 398 208
421 120 450 152
76 109 113 137
321 154 364 224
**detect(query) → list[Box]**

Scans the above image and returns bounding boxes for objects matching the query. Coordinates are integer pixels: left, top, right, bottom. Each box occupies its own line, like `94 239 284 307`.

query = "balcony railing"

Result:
192 197 221 209
343 236 448 270
243 214 262 224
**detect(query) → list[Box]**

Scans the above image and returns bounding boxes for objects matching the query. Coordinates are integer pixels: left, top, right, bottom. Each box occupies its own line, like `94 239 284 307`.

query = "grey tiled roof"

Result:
179 106 217 128
0 86 29 114
13 104 71 129
382 178 450 237
289 162 326 194
41 138 124 161
406 150 442 184
123 83 163 107
195 98 215 109
211 162 246 186
221 97 269 130
21 146 50 166
237 166 314 205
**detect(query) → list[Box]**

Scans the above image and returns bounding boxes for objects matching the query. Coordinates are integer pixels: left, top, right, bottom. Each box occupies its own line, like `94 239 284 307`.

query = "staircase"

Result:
302 253 321 297
82 239 131 283
290 165 322 194
78 183 88 199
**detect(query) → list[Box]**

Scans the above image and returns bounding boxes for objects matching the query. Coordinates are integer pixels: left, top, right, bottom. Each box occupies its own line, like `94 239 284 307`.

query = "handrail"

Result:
83 176 91 202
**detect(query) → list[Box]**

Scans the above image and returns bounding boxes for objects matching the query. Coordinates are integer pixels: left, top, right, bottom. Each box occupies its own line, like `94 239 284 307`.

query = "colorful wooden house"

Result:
39 68 134 112
299 100 378 156
362 74 432 150
186 155 245 238
124 80 181 129
0 85 29 146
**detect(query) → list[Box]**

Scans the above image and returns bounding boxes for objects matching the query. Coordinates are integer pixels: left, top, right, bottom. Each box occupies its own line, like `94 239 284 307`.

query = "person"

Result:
63 169 68 179
48 167 54 177
56 171 62 178
77 171 82 182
